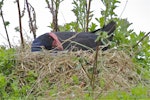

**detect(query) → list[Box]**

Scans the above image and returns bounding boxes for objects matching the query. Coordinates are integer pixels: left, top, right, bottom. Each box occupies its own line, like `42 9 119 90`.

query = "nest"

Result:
15 48 147 99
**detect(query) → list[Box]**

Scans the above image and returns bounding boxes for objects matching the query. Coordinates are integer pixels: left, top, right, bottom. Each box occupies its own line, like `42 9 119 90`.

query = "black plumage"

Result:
55 32 97 50
31 21 116 52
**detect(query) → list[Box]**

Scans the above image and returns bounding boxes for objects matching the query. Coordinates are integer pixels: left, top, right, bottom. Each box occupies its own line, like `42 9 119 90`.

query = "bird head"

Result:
49 32 64 50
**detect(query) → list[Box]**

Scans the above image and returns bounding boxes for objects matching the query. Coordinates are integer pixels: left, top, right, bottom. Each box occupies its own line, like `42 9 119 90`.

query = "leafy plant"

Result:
59 21 81 32
0 48 15 75
72 0 93 32
99 0 120 26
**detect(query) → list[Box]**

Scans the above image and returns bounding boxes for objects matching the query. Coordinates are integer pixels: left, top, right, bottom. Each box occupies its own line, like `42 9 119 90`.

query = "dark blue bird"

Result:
31 21 116 52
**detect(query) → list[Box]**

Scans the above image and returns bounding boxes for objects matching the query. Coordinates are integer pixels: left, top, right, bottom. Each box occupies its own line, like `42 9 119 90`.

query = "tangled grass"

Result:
14 46 149 99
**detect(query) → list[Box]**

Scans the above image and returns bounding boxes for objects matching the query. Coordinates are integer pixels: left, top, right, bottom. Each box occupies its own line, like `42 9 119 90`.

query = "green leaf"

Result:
0 1 4 8
89 22 97 32
131 85 148 99
0 74 6 89
14 27 20 32
72 75 79 84
4 21 10 26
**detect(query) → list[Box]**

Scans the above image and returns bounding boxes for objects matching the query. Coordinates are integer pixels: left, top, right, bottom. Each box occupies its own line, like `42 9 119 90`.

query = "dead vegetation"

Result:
14 47 149 99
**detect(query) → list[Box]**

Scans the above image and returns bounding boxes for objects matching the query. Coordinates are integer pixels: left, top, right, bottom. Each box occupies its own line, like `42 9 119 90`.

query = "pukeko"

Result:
31 21 116 52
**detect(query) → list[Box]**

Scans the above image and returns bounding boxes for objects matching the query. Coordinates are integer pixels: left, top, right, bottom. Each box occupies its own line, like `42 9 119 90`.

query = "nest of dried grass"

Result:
14 47 147 99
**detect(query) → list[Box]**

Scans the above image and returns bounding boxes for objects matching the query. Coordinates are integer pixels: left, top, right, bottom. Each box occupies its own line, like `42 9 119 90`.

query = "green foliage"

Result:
99 78 105 88
0 48 17 99
72 0 87 31
59 0 95 32
95 0 120 28
113 18 132 45
88 22 97 32
59 21 81 32
0 73 8 99
72 75 79 84
131 85 148 99
101 90 130 99
4 21 10 26
96 0 150 74
100 85 149 99
0 48 34 99
113 18 150 71
49 85 57 96
71 0 94 32
25 70 38 84
0 74 6 88
0 0 4 8
14 26 20 32
94 1 150 99
133 32 150 70
53 0 64 9
95 31 109 45
101 0 120 22
0 48 15 75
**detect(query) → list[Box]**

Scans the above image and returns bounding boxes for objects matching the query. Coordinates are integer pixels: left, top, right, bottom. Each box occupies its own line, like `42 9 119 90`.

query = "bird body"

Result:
55 32 98 50
31 21 116 52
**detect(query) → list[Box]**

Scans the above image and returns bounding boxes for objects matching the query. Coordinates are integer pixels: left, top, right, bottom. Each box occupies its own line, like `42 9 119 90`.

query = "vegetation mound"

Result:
14 48 149 99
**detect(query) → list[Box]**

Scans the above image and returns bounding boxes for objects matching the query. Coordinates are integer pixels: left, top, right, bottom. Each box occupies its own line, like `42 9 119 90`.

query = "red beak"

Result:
49 32 64 50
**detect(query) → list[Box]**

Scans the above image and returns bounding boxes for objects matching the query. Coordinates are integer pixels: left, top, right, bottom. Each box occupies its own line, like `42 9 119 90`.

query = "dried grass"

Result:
14 46 146 99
